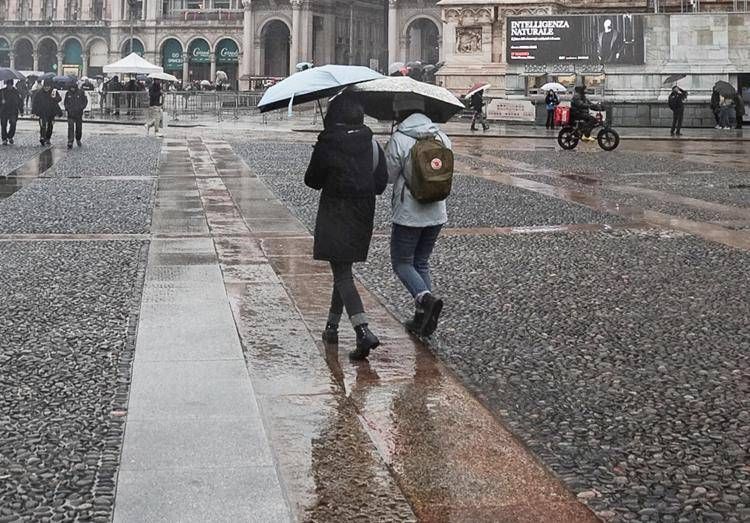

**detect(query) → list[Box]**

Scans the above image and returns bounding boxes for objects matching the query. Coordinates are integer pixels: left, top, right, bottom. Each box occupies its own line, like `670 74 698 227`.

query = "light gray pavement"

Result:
113 141 290 521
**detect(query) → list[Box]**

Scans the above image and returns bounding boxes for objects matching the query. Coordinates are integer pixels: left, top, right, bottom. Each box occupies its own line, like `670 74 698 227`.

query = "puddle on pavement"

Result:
0 147 64 201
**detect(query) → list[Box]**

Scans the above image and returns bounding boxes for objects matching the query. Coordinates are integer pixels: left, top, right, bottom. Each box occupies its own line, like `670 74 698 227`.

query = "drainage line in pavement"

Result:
0 146 66 201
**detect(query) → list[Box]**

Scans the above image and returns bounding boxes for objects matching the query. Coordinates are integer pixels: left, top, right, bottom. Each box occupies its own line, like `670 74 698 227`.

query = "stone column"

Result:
210 53 216 82
56 51 63 73
80 0 91 19
241 0 254 88
254 36 262 79
300 0 311 63
33 50 39 71
112 0 121 22
32 0 41 20
290 0 302 75
388 0 398 67
147 0 159 20
9 52 15 69
182 51 189 83
8 0 17 21
81 52 88 76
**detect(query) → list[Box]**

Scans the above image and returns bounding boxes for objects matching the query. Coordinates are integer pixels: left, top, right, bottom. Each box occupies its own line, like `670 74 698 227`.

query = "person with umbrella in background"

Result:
470 89 489 132
710 88 721 129
719 95 734 130
304 94 388 361
32 78 62 146
64 81 88 148
385 95 452 338
545 89 560 130
144 79 163 136
668 85 688 136
1 79 24 145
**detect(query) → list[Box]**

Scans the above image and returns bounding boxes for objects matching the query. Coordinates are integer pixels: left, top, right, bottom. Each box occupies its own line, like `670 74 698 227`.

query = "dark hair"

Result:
324 95 364 128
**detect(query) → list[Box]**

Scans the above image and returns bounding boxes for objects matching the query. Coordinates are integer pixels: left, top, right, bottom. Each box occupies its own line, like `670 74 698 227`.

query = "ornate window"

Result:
42 0 55 19
66 0 80 19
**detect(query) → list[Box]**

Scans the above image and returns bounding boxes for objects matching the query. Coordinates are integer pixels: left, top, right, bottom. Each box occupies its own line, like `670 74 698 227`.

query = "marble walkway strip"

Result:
113 140 291 521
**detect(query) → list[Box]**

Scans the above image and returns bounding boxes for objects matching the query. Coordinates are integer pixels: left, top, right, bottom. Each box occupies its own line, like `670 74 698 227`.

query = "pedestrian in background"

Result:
105 75 123 116
304 94 388 361
545 89 560 130
470 89 489 132
64 83 88 149
668 85 687 136
734 93 745 130
385 96 452 338
144 80 163 136
32 79 62 146
719 96 734 130
710 88 721 129
1 79 24 145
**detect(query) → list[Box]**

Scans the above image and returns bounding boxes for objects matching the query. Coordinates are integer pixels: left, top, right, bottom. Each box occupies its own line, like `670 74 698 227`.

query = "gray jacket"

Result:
384 113 450 227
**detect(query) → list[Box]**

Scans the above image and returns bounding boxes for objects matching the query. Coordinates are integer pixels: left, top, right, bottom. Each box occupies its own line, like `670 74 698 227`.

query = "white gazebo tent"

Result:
103 53 163 75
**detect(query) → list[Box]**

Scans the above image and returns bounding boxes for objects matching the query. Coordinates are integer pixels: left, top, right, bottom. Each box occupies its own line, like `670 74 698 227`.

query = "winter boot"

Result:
419 293 444 337
350 324 380 360
321 322 339 344
404 309 425 335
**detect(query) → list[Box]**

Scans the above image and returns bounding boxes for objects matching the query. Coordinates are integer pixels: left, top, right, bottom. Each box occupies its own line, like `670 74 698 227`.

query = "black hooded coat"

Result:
304 124 388 263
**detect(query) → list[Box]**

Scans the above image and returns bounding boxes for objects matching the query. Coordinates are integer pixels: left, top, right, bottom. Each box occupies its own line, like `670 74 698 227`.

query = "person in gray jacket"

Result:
385 96 450 337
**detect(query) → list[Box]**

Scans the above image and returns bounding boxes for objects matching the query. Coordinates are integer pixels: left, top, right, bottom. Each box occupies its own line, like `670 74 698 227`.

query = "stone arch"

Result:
37 37 59 72
257 16 292 38
61 36 84 71
86 37 109 76
260 18 291 77
186 36 213 54
13 37 34 70
120 37 145 57
403 15 441 65
157 35 185 52
186 37 211 82
160 37 184 77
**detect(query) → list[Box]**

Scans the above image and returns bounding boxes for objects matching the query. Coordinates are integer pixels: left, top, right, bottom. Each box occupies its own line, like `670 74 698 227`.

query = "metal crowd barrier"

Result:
82 90 324 125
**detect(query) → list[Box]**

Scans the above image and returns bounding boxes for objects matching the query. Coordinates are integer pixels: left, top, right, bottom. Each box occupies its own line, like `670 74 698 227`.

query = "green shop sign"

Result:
162 39 183 71
189 40 210 63
216 39 239 64
0 39 10 52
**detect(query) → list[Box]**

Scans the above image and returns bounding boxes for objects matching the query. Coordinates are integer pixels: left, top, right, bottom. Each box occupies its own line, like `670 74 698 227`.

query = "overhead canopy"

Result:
103 53 162 75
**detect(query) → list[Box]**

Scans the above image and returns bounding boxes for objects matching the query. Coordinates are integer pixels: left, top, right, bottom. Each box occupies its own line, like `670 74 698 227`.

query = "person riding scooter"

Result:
571 85 599 142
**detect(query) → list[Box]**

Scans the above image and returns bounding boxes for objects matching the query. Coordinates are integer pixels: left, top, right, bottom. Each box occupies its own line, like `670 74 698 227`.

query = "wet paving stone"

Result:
0 178 154 234
355 230 750 522
45 135 161 178
0 240 147 521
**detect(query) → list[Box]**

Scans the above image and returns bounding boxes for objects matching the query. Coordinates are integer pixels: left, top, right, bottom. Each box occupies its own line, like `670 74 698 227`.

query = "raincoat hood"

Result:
318 124 374 156
396 113 441 139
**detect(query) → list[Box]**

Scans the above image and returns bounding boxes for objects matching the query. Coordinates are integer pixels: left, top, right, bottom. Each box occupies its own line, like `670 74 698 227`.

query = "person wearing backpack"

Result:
668 85 687 136
305 94 389 361
385 96 453 338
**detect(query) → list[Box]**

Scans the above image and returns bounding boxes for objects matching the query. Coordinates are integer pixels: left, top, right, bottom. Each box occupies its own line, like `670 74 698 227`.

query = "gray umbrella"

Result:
0 68 25 82
714 80 736 98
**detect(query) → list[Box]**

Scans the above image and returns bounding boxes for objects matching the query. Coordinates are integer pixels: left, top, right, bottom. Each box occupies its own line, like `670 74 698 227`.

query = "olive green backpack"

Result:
404 134 454 203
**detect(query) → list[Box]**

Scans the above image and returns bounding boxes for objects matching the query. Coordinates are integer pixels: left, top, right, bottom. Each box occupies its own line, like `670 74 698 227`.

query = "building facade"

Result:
0 0 388 87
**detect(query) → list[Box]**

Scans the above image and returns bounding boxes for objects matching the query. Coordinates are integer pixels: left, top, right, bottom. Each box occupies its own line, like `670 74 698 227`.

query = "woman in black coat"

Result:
304 95 388 360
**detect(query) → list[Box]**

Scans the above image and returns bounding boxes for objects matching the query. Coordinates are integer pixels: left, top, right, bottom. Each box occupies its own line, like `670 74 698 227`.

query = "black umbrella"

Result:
53 75 77 89
0 68 25 81
714 80 736 98
663 74 686 85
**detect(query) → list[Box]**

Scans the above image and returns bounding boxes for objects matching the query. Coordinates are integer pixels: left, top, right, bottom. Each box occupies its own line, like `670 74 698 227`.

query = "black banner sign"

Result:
507 15 645 65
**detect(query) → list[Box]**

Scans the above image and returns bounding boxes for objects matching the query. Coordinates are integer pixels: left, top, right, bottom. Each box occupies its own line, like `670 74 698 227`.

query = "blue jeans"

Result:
390 224 443 299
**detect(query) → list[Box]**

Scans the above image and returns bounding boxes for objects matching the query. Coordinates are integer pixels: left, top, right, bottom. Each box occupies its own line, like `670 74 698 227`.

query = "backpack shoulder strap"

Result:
371 139 379 175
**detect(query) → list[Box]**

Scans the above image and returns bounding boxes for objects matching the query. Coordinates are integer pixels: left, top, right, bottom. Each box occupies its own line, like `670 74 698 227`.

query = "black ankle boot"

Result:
419 294 444 337
350 324 380 360
404 310 425 335
322 323 338 344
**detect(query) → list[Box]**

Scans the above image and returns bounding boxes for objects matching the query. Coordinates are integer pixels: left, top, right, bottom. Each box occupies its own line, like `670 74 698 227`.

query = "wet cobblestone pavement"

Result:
233 136 750 522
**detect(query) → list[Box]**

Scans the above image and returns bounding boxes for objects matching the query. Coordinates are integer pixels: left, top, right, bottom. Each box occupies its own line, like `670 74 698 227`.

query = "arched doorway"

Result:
161 38 184 81
187 38 211 82
14 39 33 70
87 39 108 77
406 18 440 65
38 39 58 73
0 38 10 68
121 38 144 57
215 38 239 88
262 20 290 77
62 39 83 76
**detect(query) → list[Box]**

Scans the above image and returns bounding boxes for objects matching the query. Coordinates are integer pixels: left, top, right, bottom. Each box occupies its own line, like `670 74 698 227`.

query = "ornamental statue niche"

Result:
456 27 482 54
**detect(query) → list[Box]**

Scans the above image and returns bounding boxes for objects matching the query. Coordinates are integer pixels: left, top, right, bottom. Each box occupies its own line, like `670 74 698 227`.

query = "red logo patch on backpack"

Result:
430 158 443 171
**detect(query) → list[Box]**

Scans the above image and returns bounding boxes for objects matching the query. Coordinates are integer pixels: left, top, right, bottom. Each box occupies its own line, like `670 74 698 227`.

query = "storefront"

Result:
121 38 145 57
162 38 184 80
215 38 239 88
188 38 210 82
63 39 83 76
